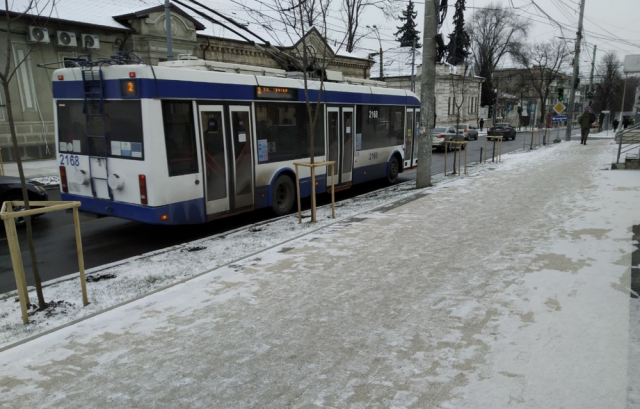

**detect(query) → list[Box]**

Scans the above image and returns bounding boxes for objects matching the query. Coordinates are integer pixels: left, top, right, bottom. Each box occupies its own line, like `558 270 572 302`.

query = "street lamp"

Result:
366 25 383 79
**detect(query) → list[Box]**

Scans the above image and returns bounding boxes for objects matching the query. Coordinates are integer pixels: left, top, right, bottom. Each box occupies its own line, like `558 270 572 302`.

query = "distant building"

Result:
495 68 581 127
372 57 484 126
0 1 374 161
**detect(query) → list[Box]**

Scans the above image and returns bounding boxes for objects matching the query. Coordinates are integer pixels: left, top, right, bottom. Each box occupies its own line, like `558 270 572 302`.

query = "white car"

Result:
432 126 466 151
456 124 479 140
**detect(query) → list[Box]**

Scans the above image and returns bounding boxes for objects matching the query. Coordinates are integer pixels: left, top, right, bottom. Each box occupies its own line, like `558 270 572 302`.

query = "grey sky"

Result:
357 0 640 75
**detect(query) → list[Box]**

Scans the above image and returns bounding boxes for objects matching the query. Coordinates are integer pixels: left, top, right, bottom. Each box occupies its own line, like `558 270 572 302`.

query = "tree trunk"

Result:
416 0 437 188
3 81 46 309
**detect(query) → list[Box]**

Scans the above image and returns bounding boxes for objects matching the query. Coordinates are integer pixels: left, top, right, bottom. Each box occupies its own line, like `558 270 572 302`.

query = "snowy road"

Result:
1 140 637 408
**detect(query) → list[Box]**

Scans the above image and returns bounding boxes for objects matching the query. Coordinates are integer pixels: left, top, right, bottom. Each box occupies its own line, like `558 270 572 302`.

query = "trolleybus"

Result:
53 58 421 225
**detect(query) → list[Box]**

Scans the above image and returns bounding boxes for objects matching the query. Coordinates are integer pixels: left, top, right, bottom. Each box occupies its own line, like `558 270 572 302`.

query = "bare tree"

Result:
594 52 621 116
342 0 398 53
450 63 469 173
0 0 53 309
511 39 570 131
242 0 349 221
470 2 529 113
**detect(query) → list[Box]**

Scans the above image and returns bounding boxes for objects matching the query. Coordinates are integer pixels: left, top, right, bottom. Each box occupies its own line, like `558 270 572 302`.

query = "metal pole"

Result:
588 45 597 106
410 37 416 92
493 71 502 128
165 0 174 61
619 74 628 123
565 0 586 141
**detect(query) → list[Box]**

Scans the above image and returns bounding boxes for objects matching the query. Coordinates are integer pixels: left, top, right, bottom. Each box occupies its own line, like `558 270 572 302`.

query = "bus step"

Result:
331 183 352 192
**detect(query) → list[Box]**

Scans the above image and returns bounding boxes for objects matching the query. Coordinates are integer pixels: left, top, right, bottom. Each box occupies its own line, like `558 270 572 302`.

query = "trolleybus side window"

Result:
162 101 199 176
255 102 324 163
356 105 404 150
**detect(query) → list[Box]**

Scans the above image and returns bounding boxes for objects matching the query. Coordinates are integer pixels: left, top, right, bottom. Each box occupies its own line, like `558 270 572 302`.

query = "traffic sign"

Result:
551 115 567 122
553 102 566 114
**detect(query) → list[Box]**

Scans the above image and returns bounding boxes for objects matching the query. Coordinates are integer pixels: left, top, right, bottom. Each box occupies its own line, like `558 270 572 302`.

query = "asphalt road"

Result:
0 129 583 294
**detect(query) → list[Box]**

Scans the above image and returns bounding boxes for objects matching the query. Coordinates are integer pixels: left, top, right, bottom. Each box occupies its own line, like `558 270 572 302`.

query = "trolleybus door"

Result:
327 106 355 186
413 109 420 167
198 105 230 215
341 107 354 184
229 106 254 209
404 108 415 168
327 107 340 187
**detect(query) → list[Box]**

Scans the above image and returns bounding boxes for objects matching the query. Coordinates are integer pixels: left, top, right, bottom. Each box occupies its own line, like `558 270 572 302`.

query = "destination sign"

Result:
255 86 297 100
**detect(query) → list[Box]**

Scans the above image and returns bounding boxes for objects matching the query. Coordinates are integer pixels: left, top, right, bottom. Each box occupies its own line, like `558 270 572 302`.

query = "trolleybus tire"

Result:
272 174 295 216
387 156 400 185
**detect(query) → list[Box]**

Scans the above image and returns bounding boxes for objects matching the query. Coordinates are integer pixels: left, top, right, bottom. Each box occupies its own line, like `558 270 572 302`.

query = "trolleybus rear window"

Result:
162 101 199 176
255 102 324 163
57 100 144 159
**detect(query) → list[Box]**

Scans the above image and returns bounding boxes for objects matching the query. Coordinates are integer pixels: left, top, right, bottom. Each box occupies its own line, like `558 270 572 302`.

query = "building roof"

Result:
0 0 370 59
113 4 206 30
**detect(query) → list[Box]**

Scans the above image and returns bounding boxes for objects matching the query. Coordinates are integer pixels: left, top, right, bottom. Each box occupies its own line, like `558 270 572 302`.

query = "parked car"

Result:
0 176 49 226
456 124 479 140
432 126 466 152
488 123 517 140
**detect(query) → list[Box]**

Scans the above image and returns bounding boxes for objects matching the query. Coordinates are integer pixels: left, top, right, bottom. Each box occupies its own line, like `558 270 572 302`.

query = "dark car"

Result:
488 123 517 140
0 176 49 226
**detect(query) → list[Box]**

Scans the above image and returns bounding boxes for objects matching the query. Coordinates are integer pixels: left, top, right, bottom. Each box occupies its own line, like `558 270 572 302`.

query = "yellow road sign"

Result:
553 102 566 114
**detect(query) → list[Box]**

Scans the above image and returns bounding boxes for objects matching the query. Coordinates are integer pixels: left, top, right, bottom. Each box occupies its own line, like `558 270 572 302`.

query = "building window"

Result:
12 44 37 112
448 97 451 115
0 88 6 121
162 101 199 176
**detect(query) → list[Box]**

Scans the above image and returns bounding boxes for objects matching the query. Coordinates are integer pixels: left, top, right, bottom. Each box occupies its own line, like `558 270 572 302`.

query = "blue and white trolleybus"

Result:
53 58 421 225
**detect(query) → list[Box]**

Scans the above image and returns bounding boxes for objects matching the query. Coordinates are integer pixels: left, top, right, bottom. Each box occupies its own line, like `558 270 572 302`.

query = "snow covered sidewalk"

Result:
1 141 638 408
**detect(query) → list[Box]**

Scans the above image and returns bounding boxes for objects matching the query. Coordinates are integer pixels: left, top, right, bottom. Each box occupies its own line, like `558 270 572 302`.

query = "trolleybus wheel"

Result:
272 174 295 216
387 156 400 185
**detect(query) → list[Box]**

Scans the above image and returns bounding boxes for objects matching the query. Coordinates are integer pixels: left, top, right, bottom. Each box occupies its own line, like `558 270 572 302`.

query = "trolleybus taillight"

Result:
60 166 68 193
139 174 148 205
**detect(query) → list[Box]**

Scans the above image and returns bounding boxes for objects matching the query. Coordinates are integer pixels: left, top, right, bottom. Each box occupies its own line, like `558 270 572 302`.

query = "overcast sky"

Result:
355 0 640 76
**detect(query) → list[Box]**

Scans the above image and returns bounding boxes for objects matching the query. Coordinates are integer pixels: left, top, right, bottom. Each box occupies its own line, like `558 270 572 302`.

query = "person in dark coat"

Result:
479 118 485 132
579 108 592 145
612 118 619 132
623 117 630 129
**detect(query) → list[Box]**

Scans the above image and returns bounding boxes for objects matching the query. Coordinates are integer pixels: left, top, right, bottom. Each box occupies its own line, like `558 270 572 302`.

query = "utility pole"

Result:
165 0 174 61
416 0 438 189
565 0 586 141
493 71 502 127
410 37 417 92
588 44 597 106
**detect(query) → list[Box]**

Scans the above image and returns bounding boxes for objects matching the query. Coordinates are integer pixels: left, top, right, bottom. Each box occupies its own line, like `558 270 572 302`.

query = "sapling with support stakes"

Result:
240 0 349 222
0 0 56 311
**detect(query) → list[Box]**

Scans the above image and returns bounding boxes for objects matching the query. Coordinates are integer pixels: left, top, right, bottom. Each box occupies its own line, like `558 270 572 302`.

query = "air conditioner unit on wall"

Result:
56 31 77 47
27 26 50 44
81 34 100 49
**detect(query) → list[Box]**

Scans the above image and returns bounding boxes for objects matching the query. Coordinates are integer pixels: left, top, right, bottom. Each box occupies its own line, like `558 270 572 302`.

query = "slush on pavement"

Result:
0 141 638 409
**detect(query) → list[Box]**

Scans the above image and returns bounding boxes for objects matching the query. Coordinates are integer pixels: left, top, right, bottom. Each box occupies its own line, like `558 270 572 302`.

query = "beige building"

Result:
374 60 484 127
0 2 374 161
